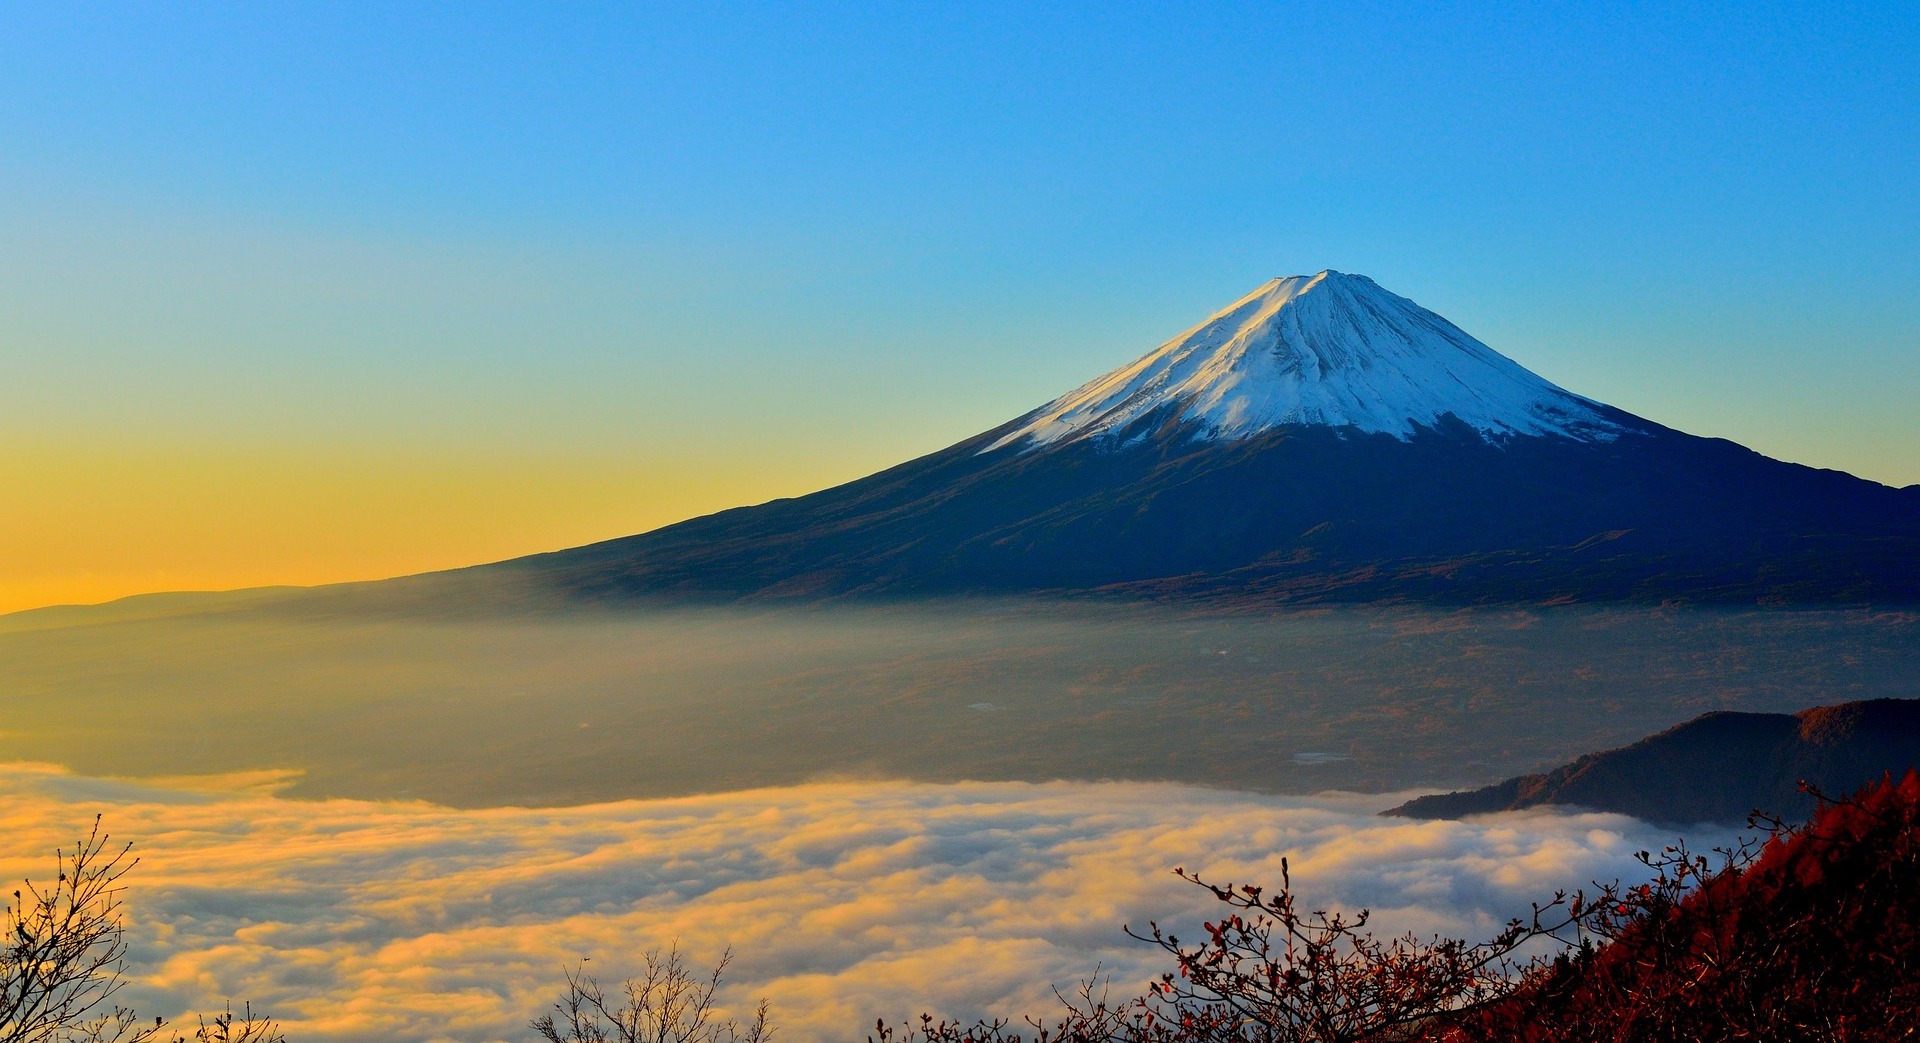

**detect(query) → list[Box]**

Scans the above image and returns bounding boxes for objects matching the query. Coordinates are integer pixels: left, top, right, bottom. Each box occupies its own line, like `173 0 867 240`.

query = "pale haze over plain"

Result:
3 3 1917 612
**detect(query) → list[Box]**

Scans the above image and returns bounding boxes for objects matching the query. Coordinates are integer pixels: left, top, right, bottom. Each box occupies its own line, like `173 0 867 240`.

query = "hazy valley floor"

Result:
2 598 1916 806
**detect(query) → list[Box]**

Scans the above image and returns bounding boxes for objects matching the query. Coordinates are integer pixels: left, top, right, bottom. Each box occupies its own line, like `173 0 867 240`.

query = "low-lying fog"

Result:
3 596 1915 805
0 764 1737 1043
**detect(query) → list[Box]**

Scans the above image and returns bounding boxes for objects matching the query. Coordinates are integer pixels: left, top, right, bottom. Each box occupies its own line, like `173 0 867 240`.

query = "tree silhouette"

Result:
533 946 770 1043
0 818 282 1043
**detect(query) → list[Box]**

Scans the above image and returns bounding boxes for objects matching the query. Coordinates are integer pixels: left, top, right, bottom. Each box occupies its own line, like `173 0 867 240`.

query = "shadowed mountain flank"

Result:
1385 698 1920 824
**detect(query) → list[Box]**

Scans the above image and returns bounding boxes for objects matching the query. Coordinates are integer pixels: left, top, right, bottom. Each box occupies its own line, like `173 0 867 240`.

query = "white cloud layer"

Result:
0 764 1723 1043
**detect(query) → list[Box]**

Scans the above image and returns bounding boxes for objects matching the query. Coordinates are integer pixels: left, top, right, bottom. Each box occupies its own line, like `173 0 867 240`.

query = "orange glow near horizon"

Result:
0 443 868 616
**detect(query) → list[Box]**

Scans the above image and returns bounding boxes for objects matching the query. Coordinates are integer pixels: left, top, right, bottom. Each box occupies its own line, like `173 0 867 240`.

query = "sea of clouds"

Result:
0 764 1733 1043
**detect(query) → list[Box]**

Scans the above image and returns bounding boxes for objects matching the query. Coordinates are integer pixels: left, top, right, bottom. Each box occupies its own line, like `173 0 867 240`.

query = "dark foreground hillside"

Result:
1447 772 1920 1042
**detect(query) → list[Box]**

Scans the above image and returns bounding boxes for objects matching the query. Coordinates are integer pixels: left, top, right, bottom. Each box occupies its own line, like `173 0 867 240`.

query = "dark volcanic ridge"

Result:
1385 698 1920 825
497 418 1920 607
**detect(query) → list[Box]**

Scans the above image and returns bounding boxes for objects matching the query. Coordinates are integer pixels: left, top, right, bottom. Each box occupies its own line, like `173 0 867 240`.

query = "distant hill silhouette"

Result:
1385 698 1920 824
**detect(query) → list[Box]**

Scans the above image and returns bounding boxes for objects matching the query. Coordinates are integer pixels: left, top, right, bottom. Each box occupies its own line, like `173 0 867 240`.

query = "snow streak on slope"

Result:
989 271 1622 452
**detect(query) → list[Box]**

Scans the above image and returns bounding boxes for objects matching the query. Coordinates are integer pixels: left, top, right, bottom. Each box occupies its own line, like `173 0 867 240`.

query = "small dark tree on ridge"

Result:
1 818 282 1043
873 864 1584 1043
533 946 771 1043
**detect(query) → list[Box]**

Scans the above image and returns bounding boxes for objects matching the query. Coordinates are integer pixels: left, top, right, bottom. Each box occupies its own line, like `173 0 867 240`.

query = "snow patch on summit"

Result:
989 271 1621 452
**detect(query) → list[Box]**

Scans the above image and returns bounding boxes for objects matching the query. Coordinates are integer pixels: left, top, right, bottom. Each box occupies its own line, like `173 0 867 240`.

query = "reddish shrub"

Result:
1447 771 1920 1042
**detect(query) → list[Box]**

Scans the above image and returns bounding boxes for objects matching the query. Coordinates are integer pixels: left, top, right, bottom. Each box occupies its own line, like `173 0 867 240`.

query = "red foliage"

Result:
1447 771 1920 1042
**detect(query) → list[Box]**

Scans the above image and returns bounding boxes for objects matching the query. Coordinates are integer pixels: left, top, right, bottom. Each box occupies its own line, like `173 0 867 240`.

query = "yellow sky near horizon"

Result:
8 420 1918 616
0 443 874 616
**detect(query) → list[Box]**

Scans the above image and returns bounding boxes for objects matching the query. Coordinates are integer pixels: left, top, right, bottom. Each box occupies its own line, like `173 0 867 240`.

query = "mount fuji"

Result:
988 271 1621 450
488 271 1920 606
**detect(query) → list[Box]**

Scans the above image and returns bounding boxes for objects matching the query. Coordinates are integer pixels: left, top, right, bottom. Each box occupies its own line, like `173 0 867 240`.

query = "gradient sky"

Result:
4 2 1917 613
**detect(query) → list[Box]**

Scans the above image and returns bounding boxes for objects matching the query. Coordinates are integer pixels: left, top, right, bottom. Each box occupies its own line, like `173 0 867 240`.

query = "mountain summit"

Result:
991 271 1619 451
477 272 1920 606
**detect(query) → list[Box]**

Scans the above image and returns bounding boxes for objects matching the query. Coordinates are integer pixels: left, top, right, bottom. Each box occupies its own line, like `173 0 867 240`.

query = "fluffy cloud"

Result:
0 764 1728 1043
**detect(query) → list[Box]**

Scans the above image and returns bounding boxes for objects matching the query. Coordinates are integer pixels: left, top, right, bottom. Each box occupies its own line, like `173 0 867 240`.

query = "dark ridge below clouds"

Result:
1388 697 1920 824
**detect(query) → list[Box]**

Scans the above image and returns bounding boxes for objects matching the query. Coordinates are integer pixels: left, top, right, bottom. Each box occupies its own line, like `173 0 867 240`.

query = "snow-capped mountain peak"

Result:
988 270 1621 452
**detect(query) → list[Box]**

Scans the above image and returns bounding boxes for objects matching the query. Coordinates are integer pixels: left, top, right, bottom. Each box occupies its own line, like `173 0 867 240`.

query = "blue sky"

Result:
3 2 1917 606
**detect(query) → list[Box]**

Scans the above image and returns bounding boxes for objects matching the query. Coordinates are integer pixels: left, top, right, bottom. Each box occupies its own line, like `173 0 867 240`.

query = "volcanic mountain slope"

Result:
1385 698 1920 825
490 271 1920 605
